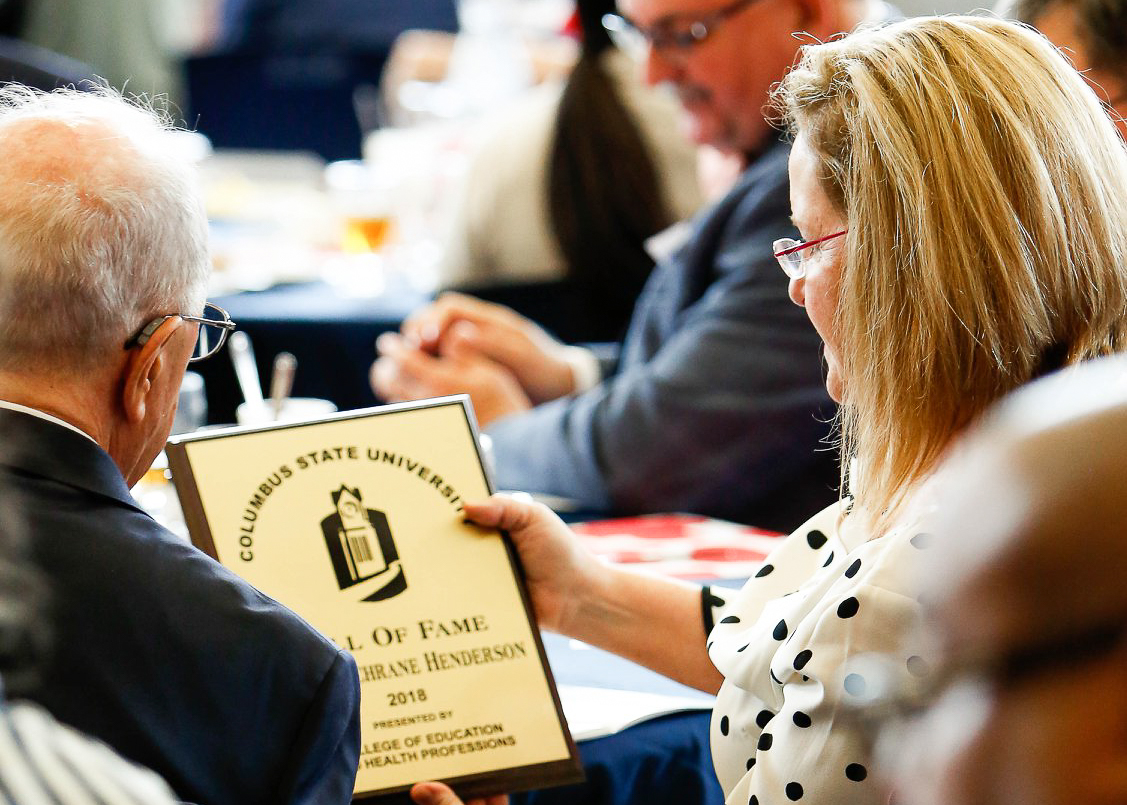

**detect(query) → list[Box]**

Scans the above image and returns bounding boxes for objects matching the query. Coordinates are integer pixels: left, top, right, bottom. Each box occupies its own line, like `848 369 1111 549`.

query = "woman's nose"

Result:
644 45 680 88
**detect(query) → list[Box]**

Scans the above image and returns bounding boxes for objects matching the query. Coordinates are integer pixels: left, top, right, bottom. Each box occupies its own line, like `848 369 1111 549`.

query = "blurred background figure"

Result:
191 0 459 159
371 0 858 532
218 0 458 52
0 0 23 36
854 355 1127 805
0 33 96 90
438 0 703 340
7 0 197 103
1003 0 1127 138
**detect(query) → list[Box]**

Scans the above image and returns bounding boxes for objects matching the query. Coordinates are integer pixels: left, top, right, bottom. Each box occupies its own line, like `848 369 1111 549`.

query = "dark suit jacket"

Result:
486 137 839 532
0 407 361 805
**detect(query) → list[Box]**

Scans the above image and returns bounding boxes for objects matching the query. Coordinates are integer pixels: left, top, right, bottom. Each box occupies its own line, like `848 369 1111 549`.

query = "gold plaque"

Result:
166 397 582 800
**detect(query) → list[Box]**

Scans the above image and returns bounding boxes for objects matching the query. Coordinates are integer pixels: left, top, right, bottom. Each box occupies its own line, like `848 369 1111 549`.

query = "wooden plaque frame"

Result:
166 396 582 801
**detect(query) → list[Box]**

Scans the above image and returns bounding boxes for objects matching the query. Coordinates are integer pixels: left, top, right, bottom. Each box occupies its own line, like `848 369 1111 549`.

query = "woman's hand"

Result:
463 495 607 636
410 781 507 805
465 494 722 692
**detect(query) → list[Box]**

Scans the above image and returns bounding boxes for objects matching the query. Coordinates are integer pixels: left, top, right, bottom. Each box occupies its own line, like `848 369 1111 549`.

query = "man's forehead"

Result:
931 554 1028 655
929 421 1127 651
619 0 730 23
1032 2 1092 71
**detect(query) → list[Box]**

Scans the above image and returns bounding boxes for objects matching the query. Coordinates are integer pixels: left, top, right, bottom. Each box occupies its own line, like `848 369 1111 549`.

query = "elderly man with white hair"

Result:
0 85 361 805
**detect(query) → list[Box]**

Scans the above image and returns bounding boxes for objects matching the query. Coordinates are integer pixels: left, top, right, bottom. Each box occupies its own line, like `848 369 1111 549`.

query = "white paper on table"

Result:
557 684 713 742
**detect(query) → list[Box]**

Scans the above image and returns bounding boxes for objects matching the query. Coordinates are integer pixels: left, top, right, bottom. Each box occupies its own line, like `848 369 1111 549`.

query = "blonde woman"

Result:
410 15 1127 805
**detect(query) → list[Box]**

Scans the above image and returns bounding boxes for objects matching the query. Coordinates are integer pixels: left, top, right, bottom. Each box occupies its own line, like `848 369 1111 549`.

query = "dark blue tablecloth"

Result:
194 277 630 425
513 711 722 805
196 281 429 424
529 633 724 805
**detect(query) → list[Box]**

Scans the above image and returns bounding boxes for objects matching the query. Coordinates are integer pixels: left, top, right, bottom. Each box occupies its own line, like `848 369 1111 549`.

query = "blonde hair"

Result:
775 15 1127 533
0 84 209 372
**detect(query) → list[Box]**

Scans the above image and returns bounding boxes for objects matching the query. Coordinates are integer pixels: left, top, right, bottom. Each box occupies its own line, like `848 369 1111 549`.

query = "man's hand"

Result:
410 782 507 805
370 332 532 426
402 293 578 404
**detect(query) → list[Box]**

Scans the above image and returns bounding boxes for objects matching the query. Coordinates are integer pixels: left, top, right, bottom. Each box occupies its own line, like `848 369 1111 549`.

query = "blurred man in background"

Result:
373 0 896 532
1008 0 1127 137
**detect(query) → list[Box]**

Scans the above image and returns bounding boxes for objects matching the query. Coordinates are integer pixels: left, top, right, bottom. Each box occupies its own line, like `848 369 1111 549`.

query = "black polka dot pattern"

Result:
705 590 726 610
720 615 741 625
706 505 918 805
837 597 860 618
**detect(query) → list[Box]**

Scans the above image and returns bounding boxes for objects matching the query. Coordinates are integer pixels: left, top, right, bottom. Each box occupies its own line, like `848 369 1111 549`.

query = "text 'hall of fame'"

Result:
167 401 580 799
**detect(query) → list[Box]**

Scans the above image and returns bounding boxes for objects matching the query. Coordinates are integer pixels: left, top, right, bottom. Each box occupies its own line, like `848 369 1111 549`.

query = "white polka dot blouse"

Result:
705 500 931 805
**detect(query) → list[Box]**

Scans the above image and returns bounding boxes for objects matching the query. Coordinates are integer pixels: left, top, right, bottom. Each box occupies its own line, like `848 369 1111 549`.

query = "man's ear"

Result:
120 318 180 424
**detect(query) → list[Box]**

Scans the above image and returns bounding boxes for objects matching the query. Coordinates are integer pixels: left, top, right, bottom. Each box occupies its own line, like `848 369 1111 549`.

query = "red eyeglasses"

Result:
773 230 848 279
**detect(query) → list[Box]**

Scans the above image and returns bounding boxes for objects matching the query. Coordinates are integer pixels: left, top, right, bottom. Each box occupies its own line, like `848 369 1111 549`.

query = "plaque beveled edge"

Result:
352 758 586 803
164 396 584 800
448 395 584 798
164 440 217 560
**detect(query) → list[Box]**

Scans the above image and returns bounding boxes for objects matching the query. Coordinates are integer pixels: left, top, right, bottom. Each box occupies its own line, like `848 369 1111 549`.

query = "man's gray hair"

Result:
0 84 210 372
1006 0 1127 73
